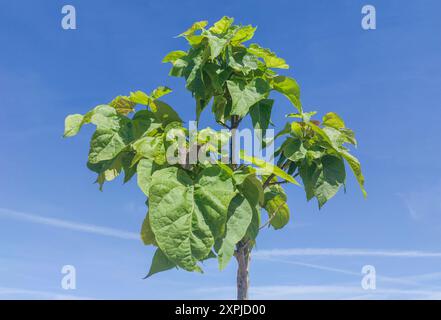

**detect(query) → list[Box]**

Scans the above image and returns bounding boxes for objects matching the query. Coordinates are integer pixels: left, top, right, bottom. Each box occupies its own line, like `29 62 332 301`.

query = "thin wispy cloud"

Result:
0 286 93 300
253 248 441 258
396 183 441 221
0 208 139 240
257 258 441 289
191 285 441 300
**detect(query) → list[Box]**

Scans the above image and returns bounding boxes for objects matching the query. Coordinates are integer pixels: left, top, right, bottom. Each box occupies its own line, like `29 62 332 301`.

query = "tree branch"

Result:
230 115 241 169
262 174 275 189
268 180 289 186
217 120 231 130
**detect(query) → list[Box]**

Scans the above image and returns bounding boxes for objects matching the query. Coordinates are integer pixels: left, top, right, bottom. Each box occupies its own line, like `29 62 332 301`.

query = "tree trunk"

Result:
235 241 250 300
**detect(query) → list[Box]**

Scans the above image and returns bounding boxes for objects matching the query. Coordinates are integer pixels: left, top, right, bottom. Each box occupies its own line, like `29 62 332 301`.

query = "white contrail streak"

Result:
0 208 139 240
253 248 441 258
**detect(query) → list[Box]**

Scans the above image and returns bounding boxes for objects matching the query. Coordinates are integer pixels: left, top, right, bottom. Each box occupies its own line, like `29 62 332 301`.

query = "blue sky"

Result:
1 0 441 299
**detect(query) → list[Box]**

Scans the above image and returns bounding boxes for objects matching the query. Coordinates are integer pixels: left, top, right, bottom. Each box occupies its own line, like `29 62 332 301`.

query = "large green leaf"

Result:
137 158 162 196
92 154 125 189
64 105 121 137
340 150 367 197
131 110 157 139
204 31 229 60
89 105 122 130
308 122 366 198
226 46 259 74
88 129 128 164
203 63 228 95
151 100 182 126
145 248 176 278
244 204 261 243
271 76 302 112
121 152 137 183
233 171 264 206
217 194 255 270
264 185 290 230
315 156 346 208
194 166 236 239
322 126 347 149
149 166 236 272
141 214 156 246
212 95 230 123
132 135 166 165
283 138 307 162
227 79 270 117
249 99 273 137
299 155 346 208
182 46 209 97
298 162 317 201
148 167 211 272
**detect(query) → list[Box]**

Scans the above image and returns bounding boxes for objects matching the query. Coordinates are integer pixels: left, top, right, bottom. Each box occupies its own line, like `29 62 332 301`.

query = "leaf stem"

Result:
262 160 292 189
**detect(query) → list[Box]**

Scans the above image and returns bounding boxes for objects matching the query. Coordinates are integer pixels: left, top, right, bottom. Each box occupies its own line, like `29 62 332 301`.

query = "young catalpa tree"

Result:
64 17 366 300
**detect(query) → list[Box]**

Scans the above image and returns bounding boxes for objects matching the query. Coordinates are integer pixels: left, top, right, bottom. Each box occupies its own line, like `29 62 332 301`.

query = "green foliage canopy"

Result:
64 17 366 277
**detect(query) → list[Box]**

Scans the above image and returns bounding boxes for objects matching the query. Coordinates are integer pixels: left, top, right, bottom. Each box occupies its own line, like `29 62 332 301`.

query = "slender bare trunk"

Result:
235 241 250 300
230 115 249 299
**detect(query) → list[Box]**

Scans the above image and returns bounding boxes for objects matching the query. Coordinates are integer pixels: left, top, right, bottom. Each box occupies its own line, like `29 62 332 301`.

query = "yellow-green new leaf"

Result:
239 150 300 186
323 112 345 129
271 76 302 112
162 50 187 64
151 86 172 100
248 43 289 69
186 35 205 46
110 96 136 115
179 20 208 37
64 114 84 137
130 91 151 106
231 25 256 45
209 16 234 34
308 122 335 149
